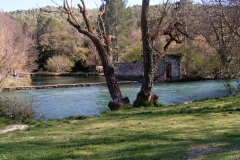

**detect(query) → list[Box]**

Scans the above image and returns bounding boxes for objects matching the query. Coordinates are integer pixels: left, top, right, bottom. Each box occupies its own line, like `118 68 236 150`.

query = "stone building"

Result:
115 55 182 82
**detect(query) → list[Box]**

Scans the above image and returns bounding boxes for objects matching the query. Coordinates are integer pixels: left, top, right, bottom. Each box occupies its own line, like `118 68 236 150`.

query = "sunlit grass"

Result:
2 76 31 88
0 95 240 159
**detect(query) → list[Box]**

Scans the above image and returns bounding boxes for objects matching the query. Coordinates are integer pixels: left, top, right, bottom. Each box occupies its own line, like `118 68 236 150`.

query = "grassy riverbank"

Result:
0 95 240 160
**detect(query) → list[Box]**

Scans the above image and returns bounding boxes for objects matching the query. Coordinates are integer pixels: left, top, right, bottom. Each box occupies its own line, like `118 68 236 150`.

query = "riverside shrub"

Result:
0 97 36 122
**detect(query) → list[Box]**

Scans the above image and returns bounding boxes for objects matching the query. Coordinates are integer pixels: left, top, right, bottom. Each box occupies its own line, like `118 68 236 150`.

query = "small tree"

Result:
0 12 32 90
46 55 74 72
100 0 132 62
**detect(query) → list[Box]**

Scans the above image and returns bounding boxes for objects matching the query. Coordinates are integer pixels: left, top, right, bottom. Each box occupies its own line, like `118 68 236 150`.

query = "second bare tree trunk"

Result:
133 0 159 106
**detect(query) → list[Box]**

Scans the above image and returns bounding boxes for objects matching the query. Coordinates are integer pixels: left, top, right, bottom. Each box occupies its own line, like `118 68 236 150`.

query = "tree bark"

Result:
90 35 130 110
60 0 129 110
133 0 159 106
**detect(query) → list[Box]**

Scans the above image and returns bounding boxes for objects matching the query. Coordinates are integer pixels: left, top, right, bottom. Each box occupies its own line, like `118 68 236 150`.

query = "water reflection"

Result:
1 80 229 119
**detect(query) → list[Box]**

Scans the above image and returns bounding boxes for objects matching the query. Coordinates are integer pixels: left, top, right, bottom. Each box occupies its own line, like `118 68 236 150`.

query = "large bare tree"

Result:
50 0 189 109
51 0 129 110
134 0 189 106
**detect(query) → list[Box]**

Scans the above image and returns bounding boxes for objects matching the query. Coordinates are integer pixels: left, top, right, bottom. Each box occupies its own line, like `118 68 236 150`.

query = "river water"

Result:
0 76 230 119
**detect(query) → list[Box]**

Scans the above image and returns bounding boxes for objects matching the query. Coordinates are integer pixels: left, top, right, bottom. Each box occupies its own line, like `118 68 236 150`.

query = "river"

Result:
0 76 230 119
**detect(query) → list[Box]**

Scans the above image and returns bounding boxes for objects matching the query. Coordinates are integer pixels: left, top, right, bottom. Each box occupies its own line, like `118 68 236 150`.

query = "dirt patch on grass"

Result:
0 125 28 134
187 144 222 159
71 120 79 123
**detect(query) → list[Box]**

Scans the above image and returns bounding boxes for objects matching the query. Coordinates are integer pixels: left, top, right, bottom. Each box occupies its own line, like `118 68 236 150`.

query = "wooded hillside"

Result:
3 0 240 80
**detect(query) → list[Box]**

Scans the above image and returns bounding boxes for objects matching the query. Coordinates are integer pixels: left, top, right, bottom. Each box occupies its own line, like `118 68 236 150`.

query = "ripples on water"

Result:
0 79 229 119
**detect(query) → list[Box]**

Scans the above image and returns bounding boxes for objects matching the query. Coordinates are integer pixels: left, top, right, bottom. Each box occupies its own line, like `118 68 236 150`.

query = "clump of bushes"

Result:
0 97 36 122
45 55 74 72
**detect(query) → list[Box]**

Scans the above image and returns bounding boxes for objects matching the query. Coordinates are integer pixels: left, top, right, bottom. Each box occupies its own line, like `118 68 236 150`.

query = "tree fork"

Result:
56 0 129 110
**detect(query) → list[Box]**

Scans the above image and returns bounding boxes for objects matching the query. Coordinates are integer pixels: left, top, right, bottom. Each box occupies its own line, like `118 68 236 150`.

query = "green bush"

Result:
0 97 36 122
120 41 142 63
72 59 88 72
119 105 133 110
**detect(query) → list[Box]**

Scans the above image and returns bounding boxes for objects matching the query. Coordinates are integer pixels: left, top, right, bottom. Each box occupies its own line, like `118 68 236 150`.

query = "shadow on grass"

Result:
0 96 240 159
0 123 239 160
124 101 240 117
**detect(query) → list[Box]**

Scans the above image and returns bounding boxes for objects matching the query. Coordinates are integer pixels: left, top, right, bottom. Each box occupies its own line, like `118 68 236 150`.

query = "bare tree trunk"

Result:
133 0 190 106
133 0 159 106
55 0 129 110
90 35 129 110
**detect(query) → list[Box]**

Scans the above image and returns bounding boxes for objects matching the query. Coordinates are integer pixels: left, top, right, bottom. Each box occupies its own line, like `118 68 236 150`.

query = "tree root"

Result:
108 97 130 111
133 91 159 107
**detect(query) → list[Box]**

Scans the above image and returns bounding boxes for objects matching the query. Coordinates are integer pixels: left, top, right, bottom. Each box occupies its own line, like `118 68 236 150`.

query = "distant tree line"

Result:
1 0 239 109
3 0 240 79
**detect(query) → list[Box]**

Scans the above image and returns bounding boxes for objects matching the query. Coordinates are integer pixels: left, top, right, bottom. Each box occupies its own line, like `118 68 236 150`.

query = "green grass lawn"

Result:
0 95 240 160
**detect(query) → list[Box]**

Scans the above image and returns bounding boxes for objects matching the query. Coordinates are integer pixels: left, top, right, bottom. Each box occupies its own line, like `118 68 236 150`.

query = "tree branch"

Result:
77 0 94 33
150 0 170 42
98 3 107 37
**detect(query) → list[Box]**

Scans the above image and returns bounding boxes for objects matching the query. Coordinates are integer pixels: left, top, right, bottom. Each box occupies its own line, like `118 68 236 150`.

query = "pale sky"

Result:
0 0 161 12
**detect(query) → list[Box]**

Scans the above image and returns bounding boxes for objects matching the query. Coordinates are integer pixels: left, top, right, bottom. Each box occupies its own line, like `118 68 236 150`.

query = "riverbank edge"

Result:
0 94 240 159
2 81 139 92
30 72 104 76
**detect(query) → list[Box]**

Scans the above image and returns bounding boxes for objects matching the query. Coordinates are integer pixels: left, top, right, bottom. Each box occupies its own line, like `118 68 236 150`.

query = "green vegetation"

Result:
100 0 132 63
46 55 74 72
0 12 33 90
1 76 31 88
4 1 239 79
121 41 143 63
0 97 36 122
0 95 239 159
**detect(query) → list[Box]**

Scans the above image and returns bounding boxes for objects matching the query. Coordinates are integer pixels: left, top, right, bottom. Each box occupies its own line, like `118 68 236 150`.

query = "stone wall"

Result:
114 62 144 80
115 55 182 81
155 56 182 81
